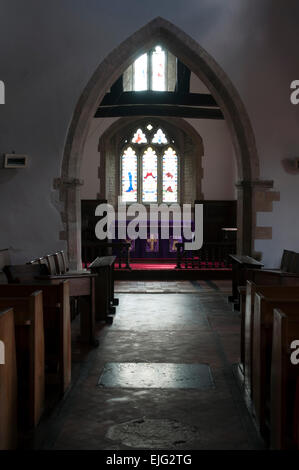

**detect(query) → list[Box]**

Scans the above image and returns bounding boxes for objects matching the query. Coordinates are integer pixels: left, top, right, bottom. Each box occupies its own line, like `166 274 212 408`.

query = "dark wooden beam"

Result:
94 104 224 119
100 91 219 107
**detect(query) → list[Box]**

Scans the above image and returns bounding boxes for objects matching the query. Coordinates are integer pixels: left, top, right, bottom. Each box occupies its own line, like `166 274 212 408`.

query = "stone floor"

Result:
36 280 263 450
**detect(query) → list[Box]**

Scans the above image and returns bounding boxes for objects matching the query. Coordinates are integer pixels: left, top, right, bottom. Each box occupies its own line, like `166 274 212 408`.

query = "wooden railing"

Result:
175 241 236 269
82 241 131 270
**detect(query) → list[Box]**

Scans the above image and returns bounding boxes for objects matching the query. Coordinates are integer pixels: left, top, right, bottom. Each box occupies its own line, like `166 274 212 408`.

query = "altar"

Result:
114 220 193 259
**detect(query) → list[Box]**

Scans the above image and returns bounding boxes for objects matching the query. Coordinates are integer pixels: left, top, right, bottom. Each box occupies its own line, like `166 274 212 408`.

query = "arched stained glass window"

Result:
124 45 175 92
120 125 179 204
134 53 148 91
121 147 138 202
151 46 166 91
142 147 158 202
132 128 147 144
152 128 168 144
162 147 178 203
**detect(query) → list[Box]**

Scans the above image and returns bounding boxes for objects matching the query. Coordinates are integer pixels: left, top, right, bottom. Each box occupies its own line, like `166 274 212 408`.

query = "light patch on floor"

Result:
98 362 215 390
114 280 231 294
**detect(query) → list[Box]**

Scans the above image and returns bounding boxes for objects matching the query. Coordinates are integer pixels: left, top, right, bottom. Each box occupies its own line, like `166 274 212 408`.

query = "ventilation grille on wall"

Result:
4 154 28 168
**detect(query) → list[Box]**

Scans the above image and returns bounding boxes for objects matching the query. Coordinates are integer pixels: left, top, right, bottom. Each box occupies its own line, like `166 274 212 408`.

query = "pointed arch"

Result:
59 17 263 268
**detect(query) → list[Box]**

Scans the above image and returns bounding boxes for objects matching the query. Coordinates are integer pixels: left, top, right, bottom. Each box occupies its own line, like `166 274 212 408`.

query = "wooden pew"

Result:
4 263 98 348
244 279 299 394
245 266 299 286
252 290 299 437
270 307 299 449
0 282 71 395
229 254 263 309
89 256 117 323
0 308 17 449
238 286 246 374
0 292 45 429
294 378 299 449
244 281 284 394
40 273 98 346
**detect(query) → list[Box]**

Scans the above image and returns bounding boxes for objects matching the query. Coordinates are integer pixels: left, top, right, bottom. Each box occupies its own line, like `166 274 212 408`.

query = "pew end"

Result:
271 307 299 449
0 308 17 450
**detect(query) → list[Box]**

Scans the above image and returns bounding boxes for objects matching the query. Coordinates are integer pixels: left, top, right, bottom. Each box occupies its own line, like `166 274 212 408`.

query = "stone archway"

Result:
56 17 278 269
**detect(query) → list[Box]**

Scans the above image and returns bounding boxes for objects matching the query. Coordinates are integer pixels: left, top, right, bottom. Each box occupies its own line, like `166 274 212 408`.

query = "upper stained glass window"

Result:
142 147 158 202
129 46 168 92
134 53 148 91
121 147 138 202
132 128 147 144
152 128 168 144
151 46 166 91
162 147 178 203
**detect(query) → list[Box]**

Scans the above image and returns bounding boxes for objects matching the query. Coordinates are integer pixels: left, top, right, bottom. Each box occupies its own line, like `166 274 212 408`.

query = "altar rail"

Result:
175 241 236 269
82 241 131 270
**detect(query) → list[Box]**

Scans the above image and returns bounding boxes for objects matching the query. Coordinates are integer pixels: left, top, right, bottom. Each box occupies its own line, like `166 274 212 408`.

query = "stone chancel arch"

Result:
57 17 278 269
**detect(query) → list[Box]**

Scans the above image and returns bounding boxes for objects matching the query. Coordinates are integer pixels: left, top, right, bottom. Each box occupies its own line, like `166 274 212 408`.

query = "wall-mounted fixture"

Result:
4 154 28 168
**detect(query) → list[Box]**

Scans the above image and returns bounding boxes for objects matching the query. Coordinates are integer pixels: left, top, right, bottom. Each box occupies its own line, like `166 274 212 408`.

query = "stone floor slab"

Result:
98 362 215 390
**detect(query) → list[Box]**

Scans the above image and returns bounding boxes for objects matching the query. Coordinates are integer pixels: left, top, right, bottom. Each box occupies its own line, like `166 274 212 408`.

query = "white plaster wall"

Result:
188 73 237 200
0 0 298 266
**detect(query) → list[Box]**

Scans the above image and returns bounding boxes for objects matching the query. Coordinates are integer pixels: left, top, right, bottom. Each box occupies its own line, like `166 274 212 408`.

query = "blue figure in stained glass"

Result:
126 171 134 192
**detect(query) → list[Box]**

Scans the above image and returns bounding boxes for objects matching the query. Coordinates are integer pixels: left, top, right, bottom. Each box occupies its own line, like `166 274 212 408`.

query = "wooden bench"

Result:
244 249 299 285
0 308 17 449
4 262 98 347
244 281 283 394
270 307 299 449
0 282 71 395
44 251 117 325
238 286 246 374
252 290 299 436
245 266 299 286
243 280 299 394
89 256 117 323
229 254 264 309
39 273 98 346
0 291 45 429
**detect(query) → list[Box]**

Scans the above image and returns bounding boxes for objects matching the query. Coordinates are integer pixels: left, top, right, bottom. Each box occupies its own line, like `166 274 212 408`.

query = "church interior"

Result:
1 0 299 453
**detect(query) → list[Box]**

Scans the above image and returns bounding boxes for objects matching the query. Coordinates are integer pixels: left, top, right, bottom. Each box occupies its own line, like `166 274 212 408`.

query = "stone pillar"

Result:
235 180 253 256
54 177 84 270
236 179 280 259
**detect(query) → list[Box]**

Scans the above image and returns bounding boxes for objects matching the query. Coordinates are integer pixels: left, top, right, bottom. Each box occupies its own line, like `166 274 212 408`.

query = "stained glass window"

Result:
152 46 166 91
142 147 158 202
121 126 179 204
132 128 147 144
162 147 178 203
134 53 148 91
152 128 168 144
121 147 138 202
